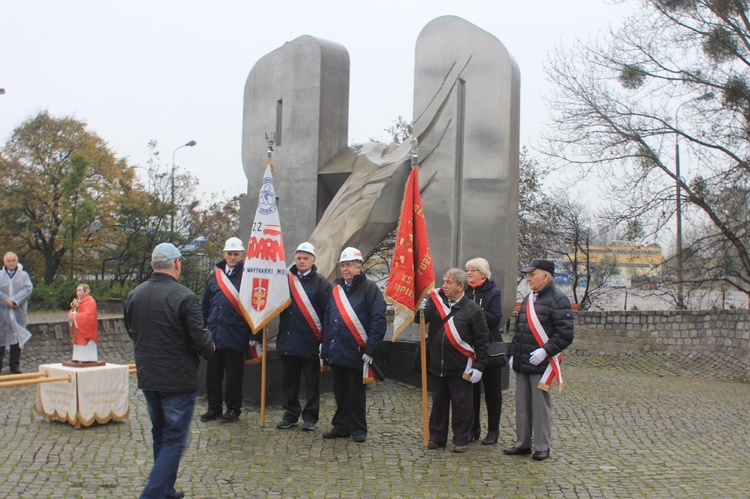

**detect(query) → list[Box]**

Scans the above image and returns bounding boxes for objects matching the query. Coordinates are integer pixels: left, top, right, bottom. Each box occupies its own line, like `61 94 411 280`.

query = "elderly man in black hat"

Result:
504 259 574 461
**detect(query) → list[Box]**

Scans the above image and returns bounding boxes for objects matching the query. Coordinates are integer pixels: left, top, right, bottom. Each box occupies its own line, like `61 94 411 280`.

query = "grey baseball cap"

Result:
151 242 182 263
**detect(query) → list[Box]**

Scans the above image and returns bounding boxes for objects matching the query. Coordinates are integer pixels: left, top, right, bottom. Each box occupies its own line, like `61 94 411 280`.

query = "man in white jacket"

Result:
0 252 33 374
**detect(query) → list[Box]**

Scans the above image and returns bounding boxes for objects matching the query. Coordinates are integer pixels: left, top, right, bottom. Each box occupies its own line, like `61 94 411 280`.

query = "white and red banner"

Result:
238 163 291 333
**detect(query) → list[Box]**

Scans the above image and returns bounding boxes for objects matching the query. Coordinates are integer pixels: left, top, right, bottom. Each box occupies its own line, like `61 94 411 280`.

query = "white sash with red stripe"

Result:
526 293 564 391
247 340 262 363
216 268 242 315
332 285 375 384
428 289 474 376
216 268 262 364
288 274 322 340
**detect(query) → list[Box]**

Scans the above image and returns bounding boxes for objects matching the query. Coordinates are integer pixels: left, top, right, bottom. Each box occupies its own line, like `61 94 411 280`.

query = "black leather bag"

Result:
486 340 507 368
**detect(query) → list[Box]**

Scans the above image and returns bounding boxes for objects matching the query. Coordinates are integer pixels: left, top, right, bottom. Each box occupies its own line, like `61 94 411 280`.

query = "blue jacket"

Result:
201 260 254 353
321 273 386 370
511 281 574 375
466 278 503 342
276 264 332 359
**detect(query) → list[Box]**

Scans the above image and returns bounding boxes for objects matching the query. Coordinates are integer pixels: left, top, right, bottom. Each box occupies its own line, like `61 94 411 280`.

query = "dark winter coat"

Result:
276 264 332 359
201 260 254 352
466 278 503 342
125 272 214 393
510 281 574 375
321 273 386 371
423 289 490 377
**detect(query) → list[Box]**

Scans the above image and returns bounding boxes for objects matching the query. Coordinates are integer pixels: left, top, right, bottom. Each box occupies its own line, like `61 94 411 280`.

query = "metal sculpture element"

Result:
240 16 520 327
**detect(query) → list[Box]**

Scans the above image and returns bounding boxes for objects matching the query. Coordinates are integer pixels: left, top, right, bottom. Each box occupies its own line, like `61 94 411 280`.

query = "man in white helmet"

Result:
320 246 386 442
275 242 332 432
200 237 255 423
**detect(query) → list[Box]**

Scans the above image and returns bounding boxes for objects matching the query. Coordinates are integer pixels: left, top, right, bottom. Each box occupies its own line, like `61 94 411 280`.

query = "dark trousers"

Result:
473 362 503 433
280 356 320 424
428 374 474 446
330 365 367 437
0 343 21 371
205 349 245 412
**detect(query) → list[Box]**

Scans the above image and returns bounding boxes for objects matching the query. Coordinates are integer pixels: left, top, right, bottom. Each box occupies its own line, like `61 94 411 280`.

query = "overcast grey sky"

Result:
0 0 635 201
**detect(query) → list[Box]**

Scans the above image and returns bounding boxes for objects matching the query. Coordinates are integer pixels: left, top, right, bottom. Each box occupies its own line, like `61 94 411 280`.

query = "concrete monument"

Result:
240 16 519 327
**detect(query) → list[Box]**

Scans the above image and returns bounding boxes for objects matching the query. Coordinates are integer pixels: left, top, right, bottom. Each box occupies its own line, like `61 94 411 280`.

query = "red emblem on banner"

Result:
252 278 269 311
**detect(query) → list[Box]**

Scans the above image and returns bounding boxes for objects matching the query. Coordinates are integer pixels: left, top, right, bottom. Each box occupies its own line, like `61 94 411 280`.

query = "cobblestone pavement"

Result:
0 355 748 498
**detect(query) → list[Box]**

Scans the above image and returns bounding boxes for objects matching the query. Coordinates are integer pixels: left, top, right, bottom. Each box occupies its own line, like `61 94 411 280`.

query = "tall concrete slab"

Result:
413 16 520 326
240 17 520 328
240 35 350 253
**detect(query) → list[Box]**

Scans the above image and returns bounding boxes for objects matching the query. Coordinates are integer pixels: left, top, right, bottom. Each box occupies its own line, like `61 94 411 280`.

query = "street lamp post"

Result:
674 91 713 309
171 140 196 234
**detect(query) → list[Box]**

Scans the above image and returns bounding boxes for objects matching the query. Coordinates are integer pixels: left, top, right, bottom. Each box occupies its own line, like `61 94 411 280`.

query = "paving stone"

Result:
0 355 748 497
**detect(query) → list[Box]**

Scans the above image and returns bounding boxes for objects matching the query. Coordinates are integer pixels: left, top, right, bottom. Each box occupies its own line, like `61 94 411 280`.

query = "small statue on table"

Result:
64 284 105 367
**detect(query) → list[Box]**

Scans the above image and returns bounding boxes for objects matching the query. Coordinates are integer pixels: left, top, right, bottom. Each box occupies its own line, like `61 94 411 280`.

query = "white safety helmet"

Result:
223 237 245 252
295 242 316 258
339 246 364 263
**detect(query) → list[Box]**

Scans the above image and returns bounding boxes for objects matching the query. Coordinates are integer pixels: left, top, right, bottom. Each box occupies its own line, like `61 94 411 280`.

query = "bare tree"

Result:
542 0 750 305
546 194 615 310
518 147 556 266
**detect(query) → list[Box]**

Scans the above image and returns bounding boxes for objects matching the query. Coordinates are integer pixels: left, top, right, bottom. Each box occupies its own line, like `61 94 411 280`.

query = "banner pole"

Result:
420 315 429 446
260 326 268 426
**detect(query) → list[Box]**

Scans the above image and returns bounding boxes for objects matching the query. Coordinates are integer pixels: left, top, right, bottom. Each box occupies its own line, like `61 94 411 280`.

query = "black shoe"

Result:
352 434 366 443
532 449 550 461
200 409 222 422
301 421 316 432
481 431 499 445
276 419 298 429
220 409 241 423
503 446 532 456
322 429 350 439
471 429 481 442
167 490 185 499
10 367 21 374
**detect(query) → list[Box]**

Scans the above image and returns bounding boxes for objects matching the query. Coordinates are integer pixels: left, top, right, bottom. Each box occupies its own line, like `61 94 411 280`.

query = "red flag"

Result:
385 165 435 340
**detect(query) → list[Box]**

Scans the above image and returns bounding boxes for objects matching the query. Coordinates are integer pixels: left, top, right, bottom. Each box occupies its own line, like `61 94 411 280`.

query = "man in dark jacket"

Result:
423 268 489 454
321 247 386 443
125 242 214 499
276 242 332 431
504 259 574 461
200 237 254 424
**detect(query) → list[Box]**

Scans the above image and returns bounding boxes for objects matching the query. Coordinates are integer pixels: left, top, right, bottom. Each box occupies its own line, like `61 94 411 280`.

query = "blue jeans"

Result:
140 390 197 499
